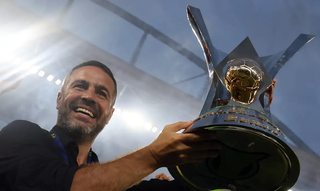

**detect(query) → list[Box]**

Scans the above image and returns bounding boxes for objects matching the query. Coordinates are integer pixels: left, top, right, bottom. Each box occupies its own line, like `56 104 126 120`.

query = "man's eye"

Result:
98 91 107 97
75 84 84 89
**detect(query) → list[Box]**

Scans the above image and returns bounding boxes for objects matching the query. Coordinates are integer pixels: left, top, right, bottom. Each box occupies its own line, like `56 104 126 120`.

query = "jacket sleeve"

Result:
0 120 79 191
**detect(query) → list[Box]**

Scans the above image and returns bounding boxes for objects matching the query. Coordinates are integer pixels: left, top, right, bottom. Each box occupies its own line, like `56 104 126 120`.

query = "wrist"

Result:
142 145 161 170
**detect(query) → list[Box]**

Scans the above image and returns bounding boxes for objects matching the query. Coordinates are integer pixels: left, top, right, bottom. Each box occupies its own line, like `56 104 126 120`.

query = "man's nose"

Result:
81 89 96 104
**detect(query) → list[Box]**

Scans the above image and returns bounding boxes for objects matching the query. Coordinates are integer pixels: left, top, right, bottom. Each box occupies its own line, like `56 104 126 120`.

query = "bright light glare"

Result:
12 58 22 65
0 54 14 62
114 109 157 131
151 127 157 133
38 70 45 77
122 111 144 127
288 190 292 191
30 66 39 74
47 75 54 81
55 79 61 85
144 122 152 130
122 111 129 117
0 28 38 56
21 60 36 70
114 108 122 115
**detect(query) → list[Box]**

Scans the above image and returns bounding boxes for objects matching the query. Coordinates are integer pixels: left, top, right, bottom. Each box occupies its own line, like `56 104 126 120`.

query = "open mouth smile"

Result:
73 107 95 118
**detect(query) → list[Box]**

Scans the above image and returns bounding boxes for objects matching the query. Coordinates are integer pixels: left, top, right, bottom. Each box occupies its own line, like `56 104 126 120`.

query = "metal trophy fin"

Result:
187 5 228 78
261 34 315 79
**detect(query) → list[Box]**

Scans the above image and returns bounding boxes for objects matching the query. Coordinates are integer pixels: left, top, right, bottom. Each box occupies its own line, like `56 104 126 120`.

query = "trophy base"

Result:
168 106 300 191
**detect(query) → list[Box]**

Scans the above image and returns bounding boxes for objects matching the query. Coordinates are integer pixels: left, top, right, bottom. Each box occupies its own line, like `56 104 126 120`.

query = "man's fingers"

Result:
183 122 194 132
155 174 161 179
273 79 277 87
154 173 172 181
269 79 277 104
269 87 274 104
152 121 223 167
266 79 277 93
181 131 217 142
165 121 193 132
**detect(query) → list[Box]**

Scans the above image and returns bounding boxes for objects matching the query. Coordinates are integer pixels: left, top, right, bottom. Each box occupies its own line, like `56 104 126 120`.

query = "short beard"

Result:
57 102 107 144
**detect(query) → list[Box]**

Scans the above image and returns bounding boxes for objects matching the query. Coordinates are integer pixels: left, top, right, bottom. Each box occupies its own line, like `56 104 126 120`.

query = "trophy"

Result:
168 5 315 191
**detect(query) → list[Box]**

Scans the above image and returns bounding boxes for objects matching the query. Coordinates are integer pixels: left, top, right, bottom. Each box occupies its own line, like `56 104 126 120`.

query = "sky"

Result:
1 0 320 188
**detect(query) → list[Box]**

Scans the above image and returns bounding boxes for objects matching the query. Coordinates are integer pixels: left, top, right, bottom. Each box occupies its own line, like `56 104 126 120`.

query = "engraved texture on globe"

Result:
225 58 263 105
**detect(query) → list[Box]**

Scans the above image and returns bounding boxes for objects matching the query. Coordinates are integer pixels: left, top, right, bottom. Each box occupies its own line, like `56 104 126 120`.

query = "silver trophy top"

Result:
186 5 315 115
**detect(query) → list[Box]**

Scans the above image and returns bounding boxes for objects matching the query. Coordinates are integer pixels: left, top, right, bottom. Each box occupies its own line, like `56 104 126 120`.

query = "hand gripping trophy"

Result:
168 6 315 191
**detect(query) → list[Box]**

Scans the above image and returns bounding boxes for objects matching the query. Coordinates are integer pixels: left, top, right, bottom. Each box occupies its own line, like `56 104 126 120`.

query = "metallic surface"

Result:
170 106 299 191
260 34 315 80
225 58 263 105
186 5 227 78
168 5 315 191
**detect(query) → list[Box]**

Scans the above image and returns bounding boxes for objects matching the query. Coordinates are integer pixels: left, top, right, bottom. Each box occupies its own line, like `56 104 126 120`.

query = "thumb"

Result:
166 121 193 132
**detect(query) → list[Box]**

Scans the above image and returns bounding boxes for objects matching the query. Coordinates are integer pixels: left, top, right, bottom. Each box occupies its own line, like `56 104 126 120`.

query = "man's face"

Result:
56 66 115 143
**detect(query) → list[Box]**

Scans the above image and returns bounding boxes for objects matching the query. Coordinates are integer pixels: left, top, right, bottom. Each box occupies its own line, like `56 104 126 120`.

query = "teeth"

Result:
76 108 94 118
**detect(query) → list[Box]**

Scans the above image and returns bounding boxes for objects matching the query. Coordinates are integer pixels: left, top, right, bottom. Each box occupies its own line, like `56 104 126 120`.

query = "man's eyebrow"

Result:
70 79 88 86
70 80 111 98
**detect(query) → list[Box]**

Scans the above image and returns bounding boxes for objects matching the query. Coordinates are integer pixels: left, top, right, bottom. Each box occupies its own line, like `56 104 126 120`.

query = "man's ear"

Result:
56 91 62 110
105 108 115 125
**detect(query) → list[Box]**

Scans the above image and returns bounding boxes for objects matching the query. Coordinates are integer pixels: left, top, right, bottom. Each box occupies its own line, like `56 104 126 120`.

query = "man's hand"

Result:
154 173 172 181
72 121 221 191
266 79 277 105
0 70 21 96
147 121 222 168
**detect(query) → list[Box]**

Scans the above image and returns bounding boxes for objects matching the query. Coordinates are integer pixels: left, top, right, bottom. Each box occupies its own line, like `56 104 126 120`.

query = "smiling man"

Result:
0 60 223 191
55 64 117 166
